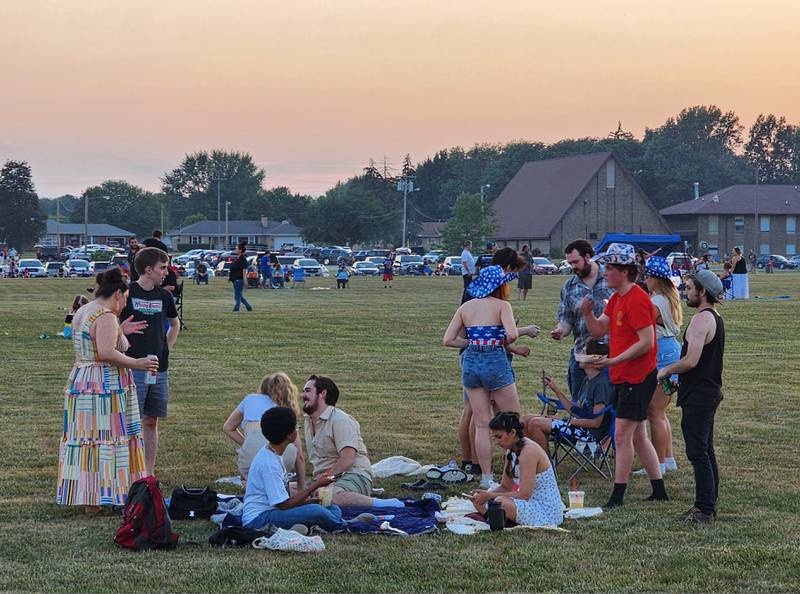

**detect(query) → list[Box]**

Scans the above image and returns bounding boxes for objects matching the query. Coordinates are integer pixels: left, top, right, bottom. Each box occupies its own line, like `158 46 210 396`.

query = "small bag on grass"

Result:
168 485 218 520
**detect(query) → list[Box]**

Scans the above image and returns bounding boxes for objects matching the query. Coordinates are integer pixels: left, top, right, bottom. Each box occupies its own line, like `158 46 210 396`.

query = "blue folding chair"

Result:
536 391 616 482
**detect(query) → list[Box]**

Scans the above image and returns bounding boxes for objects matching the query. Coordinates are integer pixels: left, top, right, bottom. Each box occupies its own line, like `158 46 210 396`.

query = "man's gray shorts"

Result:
132 369 170 418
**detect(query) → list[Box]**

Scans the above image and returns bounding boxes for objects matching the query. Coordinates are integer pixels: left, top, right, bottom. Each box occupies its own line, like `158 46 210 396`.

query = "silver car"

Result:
18 259 47 277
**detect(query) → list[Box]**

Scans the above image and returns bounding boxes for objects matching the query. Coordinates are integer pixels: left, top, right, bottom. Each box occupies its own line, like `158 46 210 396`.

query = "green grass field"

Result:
1 273 799 593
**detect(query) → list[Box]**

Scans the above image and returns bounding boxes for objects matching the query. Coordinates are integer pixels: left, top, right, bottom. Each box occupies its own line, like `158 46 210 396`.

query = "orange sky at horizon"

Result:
2 0 799 198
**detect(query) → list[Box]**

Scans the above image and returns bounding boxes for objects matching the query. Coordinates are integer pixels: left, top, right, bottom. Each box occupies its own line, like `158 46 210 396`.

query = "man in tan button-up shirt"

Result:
302 375 404 508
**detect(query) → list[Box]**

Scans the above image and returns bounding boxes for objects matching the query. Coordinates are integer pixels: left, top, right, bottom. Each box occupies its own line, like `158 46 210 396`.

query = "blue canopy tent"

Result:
594 233 682 257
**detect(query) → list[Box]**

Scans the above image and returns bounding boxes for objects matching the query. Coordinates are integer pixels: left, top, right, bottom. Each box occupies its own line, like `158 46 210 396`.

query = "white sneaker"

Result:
664 458 678 472
633 464 666 476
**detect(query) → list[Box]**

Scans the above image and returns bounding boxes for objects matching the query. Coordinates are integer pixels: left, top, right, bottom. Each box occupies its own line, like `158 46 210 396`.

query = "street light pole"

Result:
56 198 61 254
225 201 231 247
480 184 491 242
212 175 227 249
84 195 89 249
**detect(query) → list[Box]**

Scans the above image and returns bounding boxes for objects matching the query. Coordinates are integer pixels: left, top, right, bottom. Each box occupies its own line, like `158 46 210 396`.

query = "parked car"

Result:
756 254 797 270
90 261 111 274
532 257 558 275
788 255 800 268
394 254 424 274
353 261 380 276
365 256 388 268
292 258 324 276
442 256 463 276
319 247 352 265
71 244 118 254
38 246 73 261
666 252 694 273
64 259 93 277
423 250 447 263
44 261 65 277
18 259 47 277
557 260 572 274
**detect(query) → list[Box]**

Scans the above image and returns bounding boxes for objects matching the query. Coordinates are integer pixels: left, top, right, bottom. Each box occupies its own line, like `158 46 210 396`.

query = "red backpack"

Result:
115 476 179 550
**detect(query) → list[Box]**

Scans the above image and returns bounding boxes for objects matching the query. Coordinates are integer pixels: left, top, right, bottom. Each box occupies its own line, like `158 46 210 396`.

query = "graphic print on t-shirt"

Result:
131 298 164 316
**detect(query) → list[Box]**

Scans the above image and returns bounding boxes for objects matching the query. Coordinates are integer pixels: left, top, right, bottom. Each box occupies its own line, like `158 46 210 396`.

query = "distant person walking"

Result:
517 244 533 301
747 249 757 274
382 252 394 288
259 253 273 289
229 243 253 312
143 229 169 254
730 247 749 299
658 270 725 524
460 240 476 303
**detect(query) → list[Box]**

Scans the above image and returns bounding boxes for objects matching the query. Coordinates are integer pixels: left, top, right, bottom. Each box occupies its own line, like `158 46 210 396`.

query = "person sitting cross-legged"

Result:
522 338 613 451
303 374 405 508
467 412 564 527
242 406 345 532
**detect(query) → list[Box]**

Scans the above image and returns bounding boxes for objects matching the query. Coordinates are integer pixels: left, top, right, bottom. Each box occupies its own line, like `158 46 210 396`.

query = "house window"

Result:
735 217 745 232
787 216 796 234
190 236 200 245
589 232 598 240
787 244 796 256
760 215 770 232
760 243 770 255
249 236 258 245
605 160 615 189
708 215 719 235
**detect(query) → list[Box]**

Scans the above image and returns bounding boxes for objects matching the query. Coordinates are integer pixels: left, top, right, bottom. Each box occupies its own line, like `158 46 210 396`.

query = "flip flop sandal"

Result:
440 468 470 484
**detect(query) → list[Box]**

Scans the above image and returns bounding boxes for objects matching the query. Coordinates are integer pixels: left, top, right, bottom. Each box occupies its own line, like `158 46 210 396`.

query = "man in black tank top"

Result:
658 270 725 524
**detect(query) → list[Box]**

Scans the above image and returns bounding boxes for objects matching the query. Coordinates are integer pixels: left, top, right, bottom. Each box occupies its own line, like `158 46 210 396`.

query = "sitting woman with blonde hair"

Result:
223 372 305 488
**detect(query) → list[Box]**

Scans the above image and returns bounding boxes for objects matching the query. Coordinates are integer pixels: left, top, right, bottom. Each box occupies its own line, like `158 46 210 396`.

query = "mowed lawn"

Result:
1 272 799 593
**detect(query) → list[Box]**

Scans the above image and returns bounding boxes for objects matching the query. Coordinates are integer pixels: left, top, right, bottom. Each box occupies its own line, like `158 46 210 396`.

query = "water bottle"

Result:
487 499 505 531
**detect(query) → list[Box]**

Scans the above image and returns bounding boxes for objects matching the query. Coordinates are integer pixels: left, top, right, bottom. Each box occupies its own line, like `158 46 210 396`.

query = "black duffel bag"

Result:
168 485 218 520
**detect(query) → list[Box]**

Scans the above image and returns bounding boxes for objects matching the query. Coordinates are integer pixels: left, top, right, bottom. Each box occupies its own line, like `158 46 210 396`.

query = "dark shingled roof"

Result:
45 221 134 236
493 152 614 239
660 185 800 216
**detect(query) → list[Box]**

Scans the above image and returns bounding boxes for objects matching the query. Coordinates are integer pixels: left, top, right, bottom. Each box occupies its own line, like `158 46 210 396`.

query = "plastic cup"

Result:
568 491 585 509
318 486 333 507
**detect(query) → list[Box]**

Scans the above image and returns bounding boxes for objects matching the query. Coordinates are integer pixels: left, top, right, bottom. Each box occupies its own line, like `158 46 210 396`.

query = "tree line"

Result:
3 105 800 249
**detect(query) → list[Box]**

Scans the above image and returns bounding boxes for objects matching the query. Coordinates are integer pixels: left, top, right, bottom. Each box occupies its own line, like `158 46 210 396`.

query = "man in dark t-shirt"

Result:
127 237 141 282
121 247 180 476
142 229 169 254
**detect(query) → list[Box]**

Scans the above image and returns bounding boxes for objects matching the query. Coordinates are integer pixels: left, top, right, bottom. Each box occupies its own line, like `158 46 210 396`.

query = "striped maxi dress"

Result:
56 307 146 506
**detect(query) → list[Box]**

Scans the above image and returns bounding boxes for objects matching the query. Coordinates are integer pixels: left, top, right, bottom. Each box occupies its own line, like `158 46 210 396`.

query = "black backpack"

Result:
114 476 179 550
168 485 218 520
208 526 270 547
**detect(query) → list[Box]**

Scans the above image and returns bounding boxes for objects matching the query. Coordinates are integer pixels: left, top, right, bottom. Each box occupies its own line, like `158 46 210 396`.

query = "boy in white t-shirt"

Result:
242 407 344 532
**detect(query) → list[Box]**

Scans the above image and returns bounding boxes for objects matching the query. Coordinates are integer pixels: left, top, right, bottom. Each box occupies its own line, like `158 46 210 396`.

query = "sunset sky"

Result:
2 0 799 198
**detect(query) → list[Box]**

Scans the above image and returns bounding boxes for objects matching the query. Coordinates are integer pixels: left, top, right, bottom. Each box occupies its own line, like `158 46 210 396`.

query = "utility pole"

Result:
212 175 227 249
480 184 491 243
84 195 89 249
225 201 231 247
396 156 417 248
754 164 759 260
56 198 61 254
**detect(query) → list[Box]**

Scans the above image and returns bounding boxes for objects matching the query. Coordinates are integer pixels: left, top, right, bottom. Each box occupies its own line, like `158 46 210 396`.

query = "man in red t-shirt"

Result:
580 243 668 508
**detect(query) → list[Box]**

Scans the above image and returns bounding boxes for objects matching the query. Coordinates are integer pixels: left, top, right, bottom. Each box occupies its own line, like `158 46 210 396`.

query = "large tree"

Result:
239 187 314 227
640 105 748 207
0 160 46 249
439 192 498 254
745 114 800 183
301 181 391 246
70 180 164 238
161 150 265 224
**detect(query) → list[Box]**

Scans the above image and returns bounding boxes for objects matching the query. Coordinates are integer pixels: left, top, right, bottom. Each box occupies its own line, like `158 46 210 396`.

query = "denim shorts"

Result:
132 369 170 418
657 337 681 382
461 345 516 391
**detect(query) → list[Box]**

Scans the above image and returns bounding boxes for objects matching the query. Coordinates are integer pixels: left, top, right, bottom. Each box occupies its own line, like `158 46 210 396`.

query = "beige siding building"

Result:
492 152 669 255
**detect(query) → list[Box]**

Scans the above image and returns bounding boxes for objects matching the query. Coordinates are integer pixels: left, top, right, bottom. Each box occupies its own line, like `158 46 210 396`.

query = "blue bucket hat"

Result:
595 242 636 266
644 256 671 279
467 265 517 298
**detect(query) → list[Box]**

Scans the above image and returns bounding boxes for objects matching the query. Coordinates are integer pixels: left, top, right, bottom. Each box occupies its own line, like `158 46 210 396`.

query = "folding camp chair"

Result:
174 280 187 329
536 391 616 482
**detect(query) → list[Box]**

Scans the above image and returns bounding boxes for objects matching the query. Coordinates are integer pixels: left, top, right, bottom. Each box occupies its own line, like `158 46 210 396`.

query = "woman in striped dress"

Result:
56 268 158 511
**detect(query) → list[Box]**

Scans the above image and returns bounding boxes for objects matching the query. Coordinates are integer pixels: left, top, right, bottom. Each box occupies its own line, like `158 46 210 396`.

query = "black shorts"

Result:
612 369 657 421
